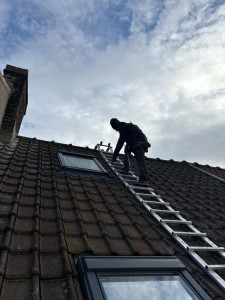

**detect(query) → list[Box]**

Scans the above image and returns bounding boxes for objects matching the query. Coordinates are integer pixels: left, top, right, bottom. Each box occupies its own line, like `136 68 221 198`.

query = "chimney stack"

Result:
0 65 28 144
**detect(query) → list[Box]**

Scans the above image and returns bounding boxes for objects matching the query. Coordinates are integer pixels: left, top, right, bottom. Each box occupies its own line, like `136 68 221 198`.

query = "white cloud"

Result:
2 0 225 167
0 3 10 30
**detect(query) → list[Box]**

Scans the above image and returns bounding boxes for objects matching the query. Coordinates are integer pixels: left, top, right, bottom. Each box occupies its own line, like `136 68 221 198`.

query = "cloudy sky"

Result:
1 0 225 167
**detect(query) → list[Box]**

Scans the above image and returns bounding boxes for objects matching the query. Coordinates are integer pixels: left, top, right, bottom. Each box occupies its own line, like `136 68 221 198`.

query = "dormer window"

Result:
58 152 106 173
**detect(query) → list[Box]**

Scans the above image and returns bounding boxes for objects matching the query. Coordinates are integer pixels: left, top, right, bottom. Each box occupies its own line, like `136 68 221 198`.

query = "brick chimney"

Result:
0 65 28 144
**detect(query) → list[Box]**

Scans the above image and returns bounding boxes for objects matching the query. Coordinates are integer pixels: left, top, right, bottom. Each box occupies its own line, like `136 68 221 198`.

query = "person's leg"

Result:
132 143 148 182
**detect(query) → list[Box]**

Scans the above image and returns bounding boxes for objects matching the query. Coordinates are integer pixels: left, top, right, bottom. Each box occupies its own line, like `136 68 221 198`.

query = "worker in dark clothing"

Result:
110 118 151 186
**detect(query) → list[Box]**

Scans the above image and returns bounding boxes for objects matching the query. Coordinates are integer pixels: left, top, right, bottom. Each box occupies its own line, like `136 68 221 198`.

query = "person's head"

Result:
110 118 120 131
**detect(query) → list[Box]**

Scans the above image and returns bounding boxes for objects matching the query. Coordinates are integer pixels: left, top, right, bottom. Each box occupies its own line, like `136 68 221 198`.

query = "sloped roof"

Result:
136 157 225 248
0 136 224 299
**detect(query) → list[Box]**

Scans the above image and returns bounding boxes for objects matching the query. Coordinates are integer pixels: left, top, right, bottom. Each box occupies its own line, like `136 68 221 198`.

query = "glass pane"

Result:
100 275 200 300
63 154 101 171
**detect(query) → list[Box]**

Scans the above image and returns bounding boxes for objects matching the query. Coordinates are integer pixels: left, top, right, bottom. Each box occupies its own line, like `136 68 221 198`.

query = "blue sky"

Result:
1 0 225 167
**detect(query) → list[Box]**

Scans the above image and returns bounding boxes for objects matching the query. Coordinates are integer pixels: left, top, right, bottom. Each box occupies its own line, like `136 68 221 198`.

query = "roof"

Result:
0 136 225 299
139 157 225 249
192 162 225 181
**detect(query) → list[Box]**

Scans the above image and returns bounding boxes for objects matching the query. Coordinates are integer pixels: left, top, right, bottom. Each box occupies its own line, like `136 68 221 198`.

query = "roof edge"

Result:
189 164 225 184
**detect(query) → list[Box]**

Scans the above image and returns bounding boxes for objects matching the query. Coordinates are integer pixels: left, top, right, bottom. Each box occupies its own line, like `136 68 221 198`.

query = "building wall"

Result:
0 72 11 128
0 66 28 144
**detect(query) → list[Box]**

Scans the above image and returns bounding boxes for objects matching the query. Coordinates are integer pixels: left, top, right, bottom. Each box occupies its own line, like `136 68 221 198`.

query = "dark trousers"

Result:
124 143 147 180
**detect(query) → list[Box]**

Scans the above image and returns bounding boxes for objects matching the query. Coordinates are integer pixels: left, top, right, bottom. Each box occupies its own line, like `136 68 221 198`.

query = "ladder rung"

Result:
114 167 128 171
206 264 225 270
151 209 180 214
129 185 154 191
143 201 169 205
119 172 135 176
187 246 225 251
161 219 192 224
137 193 160 198
110 163 123 166
102 151 113 155
126 179 138 183
172 231 207 237
121 174 136 178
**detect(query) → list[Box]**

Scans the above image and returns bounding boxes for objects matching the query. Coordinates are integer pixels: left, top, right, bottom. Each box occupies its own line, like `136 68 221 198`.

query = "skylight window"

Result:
58 152 106 173
100 275 198 300
76 256 211 300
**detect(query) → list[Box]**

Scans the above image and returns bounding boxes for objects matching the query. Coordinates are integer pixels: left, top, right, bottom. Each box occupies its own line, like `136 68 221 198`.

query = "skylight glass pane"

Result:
100 275 199 300
63 154 101 171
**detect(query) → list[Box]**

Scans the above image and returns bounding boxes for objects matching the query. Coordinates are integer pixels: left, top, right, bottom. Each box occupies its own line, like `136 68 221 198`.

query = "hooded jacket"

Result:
113 122 149 159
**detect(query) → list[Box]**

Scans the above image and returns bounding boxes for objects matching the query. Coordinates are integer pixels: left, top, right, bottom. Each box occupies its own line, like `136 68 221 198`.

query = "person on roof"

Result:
110 118 151 186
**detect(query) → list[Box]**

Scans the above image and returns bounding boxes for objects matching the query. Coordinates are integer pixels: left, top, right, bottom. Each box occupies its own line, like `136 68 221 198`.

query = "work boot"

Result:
136 178 149 187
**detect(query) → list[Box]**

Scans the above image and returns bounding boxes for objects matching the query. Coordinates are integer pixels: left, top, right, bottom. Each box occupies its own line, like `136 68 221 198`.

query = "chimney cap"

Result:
5 65 28 77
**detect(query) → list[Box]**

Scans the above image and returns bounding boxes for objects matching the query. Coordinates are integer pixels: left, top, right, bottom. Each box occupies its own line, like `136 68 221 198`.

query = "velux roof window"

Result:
58 152 106 173
100 275 196 299
76 256 211 300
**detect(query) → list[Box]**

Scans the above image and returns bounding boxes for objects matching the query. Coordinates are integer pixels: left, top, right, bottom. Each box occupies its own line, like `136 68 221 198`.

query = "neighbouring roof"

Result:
0 136 224 299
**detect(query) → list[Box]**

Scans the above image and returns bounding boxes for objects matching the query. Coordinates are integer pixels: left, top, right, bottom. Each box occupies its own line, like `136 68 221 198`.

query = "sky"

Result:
1 0 225 167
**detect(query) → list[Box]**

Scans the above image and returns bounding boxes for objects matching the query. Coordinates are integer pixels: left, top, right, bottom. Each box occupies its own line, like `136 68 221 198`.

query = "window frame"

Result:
76 256 211 300
58 151 107 173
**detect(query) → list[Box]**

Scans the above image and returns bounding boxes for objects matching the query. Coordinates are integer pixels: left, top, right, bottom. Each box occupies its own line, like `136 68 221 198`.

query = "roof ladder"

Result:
96 142 225 292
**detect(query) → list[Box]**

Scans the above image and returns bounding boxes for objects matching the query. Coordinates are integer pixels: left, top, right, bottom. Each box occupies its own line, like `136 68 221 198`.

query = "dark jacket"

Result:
113 122 149 159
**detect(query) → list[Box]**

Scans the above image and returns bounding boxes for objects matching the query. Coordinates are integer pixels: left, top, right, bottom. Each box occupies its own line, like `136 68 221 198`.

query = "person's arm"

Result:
112 136 124 162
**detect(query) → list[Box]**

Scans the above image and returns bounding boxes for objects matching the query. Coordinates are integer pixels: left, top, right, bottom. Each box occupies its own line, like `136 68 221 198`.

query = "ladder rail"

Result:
96 144 225 291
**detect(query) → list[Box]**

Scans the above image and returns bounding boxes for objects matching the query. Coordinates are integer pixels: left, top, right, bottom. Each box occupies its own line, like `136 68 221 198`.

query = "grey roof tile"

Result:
110 238 137 255
41 277 78 300
0 136 224 299
18 206 35 218
40 220 59 235
6 253 33 278
1 279 33 300
40 235 61 253
40 254 70 279
11 233 33 252
14 218 35 233
66 236 92 254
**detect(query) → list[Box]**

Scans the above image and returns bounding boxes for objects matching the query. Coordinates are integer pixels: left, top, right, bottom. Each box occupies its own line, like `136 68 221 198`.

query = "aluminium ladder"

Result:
96 142 225 292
